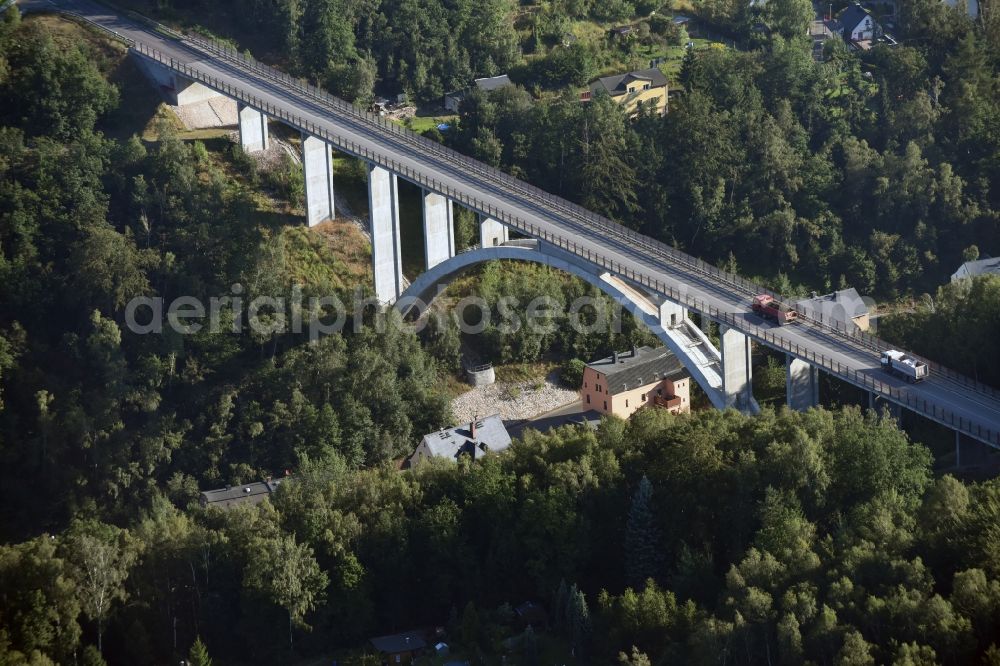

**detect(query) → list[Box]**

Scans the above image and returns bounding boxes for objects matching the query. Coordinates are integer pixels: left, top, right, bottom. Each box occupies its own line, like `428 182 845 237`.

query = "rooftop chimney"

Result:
471 415 477 440
613 350 620 363
632 344 639 357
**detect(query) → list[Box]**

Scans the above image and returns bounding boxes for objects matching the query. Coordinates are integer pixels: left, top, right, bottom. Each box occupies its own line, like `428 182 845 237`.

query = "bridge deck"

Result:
27 0 1000 447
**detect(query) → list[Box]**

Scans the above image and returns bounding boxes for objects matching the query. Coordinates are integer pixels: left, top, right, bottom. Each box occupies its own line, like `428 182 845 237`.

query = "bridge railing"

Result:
103 2 1000 401
150 26 1000 402
58 3 998 403
131 42 999 447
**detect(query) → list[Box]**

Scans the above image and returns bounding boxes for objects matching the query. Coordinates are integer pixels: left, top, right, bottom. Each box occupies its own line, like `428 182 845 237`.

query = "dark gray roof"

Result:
200 479 285 510
590 68 668 97
370 631 427 654
419 414 512 461
840 3 873 31
586 346 687 394
954 257 1000 279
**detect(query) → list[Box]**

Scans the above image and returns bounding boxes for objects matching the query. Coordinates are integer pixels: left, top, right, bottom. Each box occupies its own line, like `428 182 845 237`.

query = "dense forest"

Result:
0 11 454 535
2 0 1000 663
449 19 999 297
129 0 1000 297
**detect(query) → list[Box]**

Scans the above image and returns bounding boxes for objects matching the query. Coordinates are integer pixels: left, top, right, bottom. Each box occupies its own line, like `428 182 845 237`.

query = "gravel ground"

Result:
172 97 237 129
451 378 579 423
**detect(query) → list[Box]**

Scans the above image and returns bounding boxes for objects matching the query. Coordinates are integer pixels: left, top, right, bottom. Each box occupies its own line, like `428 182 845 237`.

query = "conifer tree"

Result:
625 476 662 588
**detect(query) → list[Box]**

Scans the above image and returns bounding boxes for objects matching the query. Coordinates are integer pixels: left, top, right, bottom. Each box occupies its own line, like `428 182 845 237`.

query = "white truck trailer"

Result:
880 350 929 383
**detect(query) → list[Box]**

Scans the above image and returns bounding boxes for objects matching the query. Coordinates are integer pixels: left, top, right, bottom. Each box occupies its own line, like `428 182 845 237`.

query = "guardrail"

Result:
155 25 1000 403
51 2 1000 405
132 41 1000 448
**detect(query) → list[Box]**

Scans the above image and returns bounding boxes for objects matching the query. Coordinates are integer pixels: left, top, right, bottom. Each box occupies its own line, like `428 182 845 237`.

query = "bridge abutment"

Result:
480 215 509 247
422 190 455 269
786 355 819 411
135 55 223 106
302 134 335 227
369 164 403 304
721 325 754 412
238 104 269 153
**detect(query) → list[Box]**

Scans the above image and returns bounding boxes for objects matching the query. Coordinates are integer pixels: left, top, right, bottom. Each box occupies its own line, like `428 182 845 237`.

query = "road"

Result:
23 0 1000 448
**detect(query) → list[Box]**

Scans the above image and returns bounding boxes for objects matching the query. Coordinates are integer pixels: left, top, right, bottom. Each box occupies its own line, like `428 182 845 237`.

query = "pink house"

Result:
581 346 691 419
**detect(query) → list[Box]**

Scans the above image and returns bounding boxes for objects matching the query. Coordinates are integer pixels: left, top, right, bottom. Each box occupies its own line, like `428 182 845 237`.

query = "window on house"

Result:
604 401 608 410
626 399 629 408
642 393 647 401
657 388 663 396
643 83 650 90
587 394 591 404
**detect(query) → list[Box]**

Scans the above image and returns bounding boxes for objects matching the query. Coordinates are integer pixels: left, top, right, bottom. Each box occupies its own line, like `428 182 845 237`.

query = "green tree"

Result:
187 636 213 666
0 536 81 662
767 0 813 40
625 476 662 588
63 521 137 655
243 533 328 650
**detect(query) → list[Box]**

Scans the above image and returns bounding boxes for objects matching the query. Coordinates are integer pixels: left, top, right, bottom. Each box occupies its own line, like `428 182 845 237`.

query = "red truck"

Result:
752 294 798 325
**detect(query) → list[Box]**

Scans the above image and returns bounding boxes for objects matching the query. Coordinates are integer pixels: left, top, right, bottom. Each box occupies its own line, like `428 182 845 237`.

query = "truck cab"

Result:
751 294 798 325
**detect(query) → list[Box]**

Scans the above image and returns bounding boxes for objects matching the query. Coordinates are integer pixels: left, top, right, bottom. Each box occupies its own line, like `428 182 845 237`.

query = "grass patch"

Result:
309 220 373 288
494 361 557 383
278 223 371 293
404 112 457 133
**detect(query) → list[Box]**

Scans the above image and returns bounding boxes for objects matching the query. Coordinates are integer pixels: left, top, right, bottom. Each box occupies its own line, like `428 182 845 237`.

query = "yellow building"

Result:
586 67 668 116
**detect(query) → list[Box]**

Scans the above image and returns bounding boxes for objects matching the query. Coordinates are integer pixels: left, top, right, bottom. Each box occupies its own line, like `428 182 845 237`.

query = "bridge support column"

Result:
423 191 455 270
480 215 508 247
369 164 403 304
786 355 819 411
302 134 335 227
720 326 753 411
659 301 688 329
238 104 269 153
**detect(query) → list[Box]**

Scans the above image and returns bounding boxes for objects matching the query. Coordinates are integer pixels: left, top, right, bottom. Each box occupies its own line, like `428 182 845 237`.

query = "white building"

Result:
839 3 879 42
795 288 872 333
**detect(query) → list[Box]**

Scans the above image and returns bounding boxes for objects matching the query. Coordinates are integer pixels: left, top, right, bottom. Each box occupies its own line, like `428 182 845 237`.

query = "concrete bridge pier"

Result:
786 355 819 411
423 190 455 269
720 325 754 411
238 104 269 153
302 134 335 227
480 215 509 247
369 164 403 304
659 300 688 329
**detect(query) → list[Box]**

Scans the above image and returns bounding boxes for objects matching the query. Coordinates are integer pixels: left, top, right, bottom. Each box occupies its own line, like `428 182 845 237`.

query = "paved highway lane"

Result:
26 0 1000 446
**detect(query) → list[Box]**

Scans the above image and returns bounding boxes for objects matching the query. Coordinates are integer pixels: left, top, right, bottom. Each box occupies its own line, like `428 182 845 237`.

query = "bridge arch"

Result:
395 241 745 412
